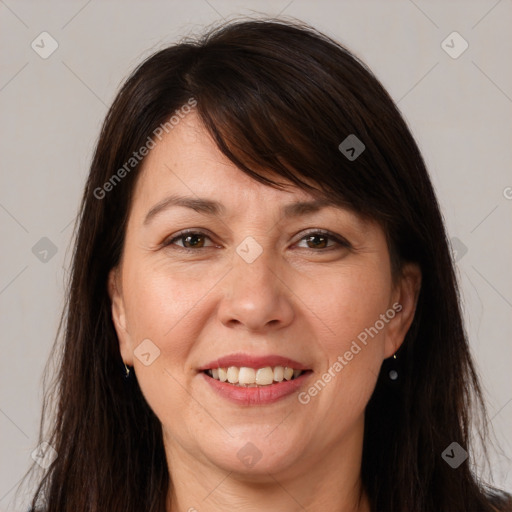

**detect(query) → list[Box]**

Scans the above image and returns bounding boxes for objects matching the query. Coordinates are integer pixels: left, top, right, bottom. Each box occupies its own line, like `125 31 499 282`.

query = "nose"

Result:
216 244 295 333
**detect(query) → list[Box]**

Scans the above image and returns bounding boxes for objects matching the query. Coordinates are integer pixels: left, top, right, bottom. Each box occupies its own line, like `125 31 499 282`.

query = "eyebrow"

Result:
143 194 339 225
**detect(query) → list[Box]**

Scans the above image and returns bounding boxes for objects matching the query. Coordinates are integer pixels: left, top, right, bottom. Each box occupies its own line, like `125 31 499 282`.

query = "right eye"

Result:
162 230 218 251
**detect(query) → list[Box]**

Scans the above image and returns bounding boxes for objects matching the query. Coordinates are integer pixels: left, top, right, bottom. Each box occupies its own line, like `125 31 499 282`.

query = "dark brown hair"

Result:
22 18 511 512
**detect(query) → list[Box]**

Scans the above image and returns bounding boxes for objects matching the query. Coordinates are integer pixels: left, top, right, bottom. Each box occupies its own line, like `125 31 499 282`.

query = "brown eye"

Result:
296 230 350 251
180 233 206 248
164 231 215 250
305 234 329 249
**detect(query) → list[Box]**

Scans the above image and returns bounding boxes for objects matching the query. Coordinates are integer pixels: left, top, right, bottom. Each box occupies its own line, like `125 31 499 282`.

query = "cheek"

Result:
306 262 392 355
120 258 228 410
299 263 392 416
120 262 212 424
122 260 208 345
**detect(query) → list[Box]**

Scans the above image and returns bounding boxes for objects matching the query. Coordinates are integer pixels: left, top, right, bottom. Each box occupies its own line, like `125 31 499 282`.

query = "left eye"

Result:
296 231 348 250
163 230 349 251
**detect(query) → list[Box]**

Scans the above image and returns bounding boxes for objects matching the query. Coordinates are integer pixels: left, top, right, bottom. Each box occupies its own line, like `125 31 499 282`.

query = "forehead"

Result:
133 111 327 212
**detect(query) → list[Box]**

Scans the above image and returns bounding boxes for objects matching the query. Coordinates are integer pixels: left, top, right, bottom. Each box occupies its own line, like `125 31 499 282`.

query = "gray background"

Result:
1 0 511 509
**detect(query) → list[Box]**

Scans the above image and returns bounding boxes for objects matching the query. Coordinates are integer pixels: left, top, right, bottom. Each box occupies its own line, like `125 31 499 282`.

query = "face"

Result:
109 110 421 482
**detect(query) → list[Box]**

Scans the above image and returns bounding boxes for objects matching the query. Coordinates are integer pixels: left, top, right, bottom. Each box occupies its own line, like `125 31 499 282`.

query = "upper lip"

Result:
198 353 310 371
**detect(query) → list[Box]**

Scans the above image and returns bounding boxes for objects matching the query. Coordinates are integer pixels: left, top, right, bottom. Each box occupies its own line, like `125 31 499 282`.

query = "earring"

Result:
124 363 131 378
388 353 398 381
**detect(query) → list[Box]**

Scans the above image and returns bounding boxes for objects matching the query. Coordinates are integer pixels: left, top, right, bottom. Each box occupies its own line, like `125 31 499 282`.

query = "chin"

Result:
200 433 305 478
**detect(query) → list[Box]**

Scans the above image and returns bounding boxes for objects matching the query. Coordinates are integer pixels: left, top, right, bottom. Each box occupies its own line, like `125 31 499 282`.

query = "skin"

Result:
108 110 421 511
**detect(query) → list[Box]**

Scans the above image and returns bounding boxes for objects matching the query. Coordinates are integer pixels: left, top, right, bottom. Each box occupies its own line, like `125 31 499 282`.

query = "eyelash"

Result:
162 229 351 253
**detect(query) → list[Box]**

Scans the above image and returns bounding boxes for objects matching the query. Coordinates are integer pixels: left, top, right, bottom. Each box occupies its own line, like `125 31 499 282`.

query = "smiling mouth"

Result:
204 366 310 387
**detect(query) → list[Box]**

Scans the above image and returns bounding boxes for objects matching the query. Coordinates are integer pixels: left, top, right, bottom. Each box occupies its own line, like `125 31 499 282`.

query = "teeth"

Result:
238 367 256 385
218 367 227 382
273 366 284 382
206 365 304 386
227 366 239 384
255 367 274 385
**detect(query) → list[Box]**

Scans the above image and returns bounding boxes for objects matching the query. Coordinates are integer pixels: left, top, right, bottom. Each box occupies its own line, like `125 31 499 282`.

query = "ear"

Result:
383 262 422 358
108 267 133 366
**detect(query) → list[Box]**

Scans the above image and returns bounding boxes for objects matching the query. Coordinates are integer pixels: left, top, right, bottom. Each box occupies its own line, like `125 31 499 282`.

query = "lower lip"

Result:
201 371 312 405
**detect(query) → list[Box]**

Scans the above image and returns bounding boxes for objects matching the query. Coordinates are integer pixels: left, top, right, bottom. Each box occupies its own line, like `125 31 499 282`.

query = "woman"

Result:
24 18 511 512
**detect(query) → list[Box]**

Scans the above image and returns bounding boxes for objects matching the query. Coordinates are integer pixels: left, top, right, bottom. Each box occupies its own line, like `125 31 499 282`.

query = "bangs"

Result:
183 23 393 223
